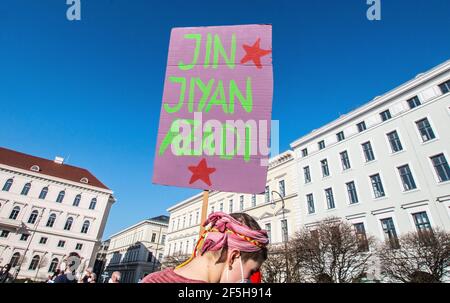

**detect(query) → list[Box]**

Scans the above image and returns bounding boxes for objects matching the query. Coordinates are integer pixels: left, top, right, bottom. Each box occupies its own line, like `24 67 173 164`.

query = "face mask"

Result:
226 257 251 283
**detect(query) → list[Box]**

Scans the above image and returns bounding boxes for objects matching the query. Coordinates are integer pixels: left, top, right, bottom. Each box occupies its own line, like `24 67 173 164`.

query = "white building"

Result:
0 147 115 281
164 151 300 259
104 215 169 283
290 60 450 250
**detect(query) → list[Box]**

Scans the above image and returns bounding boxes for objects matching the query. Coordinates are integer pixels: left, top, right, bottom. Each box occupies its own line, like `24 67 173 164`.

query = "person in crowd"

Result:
80 267 93 283
0 264 13 283
141 212 269 283
88 273 97 283
108 271 121 283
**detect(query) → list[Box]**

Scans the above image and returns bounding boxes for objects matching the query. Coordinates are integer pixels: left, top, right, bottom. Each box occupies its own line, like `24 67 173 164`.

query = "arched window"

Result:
10 252 21 268
28 255 40 271
56 191 65 203
73 194 81 207
48 258 59 273
30 165 40 172
2 178 13 192
28 210 39 224
39 187 48 200
89 198 97 210
21 183 31 196
80 177 89 184
64 217 73 231
46 213 56 228
9 206 20 220
81 220 90 234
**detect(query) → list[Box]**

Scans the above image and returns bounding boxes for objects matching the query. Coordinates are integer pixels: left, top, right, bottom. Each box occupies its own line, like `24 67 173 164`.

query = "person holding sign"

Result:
141 212 268 283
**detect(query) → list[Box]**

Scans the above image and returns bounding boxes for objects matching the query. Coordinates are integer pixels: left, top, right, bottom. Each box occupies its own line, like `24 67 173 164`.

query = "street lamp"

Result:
270 190 290 283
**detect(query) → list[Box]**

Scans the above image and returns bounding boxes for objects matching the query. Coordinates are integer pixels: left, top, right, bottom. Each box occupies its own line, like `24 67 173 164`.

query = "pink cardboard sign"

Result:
153 24 273 194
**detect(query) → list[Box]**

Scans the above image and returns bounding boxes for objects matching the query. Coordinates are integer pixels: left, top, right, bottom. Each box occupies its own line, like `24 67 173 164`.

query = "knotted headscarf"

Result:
176 212 268 269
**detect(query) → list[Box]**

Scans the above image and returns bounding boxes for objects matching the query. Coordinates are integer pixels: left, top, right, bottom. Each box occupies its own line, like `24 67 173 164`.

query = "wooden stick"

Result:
199 190 209 236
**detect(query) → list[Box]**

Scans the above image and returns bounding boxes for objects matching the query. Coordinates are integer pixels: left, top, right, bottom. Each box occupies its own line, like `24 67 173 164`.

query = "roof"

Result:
148 215 170 224
0 147 110 190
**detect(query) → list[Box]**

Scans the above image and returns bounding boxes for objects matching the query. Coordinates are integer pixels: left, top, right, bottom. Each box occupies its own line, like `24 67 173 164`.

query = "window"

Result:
251 194 256 207
416 118 436 142
318 140 325 150
183 216 186 228
346 181 359 204
75 243 83 250
9 206 20 220
398 165 417 191
380 218 399 249
265 223 272 243
28 255 40 271
89 198 97 210
196 211 199 224
321 159 330 177
57 240 66 248
279 180 286 197
28 210 39 224
46 213 56 227
177 218 180 230
189 214 192 226
431 154 450 182
362 141 375 162
48 258 59 273
229 199 233 213
39 237 48 244
39 187 48 200
301 148 308 157
161 235 166 245
438 79 450 94
357 121 367 132
340 151 351 170
56 191 65 203
265 186 270 203
370 174 385 198
21 183 31 196
336 131 345 142
2 178 13 192
407 96 421 109
20 234 29 241
151 233 156 243
0 230 10 238
380 109 392 121
281 220 288 242
306 194 315 214
413 212 432 233
10 252 21 268
210 206 215 214
325 188 335 209
73 194 81 207
303 166 311 183
81 220 90 234
387 131 403 153
64 217 74 231
239 195 244 211
354 223 369 252
219 202 223 212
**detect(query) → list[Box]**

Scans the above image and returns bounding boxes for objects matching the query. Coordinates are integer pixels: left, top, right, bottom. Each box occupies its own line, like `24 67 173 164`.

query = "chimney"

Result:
54 156 64 164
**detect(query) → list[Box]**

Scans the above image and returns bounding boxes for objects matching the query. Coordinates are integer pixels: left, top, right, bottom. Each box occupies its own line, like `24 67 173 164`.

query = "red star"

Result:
188 158 216 187
240 38 272 69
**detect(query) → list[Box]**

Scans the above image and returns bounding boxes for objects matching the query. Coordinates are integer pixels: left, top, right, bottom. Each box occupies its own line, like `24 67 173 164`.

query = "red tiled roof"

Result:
0 147 110 190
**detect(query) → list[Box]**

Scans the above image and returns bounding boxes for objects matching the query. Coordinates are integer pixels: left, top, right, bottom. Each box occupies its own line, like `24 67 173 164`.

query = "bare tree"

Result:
378 229 450 283
261 247 290 283
291 217 375 283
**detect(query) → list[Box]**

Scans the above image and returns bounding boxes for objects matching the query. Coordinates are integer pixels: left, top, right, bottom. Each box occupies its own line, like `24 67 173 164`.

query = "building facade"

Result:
290 60 450 255
0 147 115 281
164 151 300 259
104 215 169 283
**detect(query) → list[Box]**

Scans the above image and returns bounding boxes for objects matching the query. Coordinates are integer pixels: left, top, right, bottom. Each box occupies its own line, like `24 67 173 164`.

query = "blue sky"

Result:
1 0 449 239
